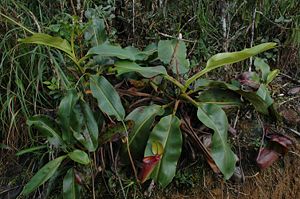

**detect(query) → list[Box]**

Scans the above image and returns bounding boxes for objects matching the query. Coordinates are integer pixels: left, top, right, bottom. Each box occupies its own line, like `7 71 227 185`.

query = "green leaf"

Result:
197 88 242 106
144 115 182 188
206 43 276 72
27 115 65 148
73 103 99 152
256 84 273 106
194 80 270 115
21 155 66 195
115 61 167 78
16 145 47 156
125 105 164 159
184 43 277 89
58 89 81 143
19 33 74 58
266 69 280 85
63 168 77 199
197 104 236 180
254 58 270 82
90 75 125 121
84 17 107 46
87 43 136 60
68 149 90 165
158 40 190 74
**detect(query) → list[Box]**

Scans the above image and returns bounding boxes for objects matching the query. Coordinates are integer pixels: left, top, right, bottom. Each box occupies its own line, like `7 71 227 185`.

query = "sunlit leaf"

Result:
266 69 280 85
115 61 167 78
206 43 276 72
21 156 66 195
125 105 164 159
19 33 74 58
158 40 190 74
144 115 182 187
63 168 76 199
90 75 125 121
27 115 65 148
68 150 90 165
197 104 236 179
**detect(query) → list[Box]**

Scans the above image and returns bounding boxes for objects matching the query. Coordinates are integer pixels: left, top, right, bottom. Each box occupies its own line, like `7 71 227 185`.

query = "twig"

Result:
256 114 266 158
70 0 77 16
157 31 198 43
280 73 300 84
122 122 138 182
283 126 300 137
132 0 135 35
279 96 300 106
249 7 256 70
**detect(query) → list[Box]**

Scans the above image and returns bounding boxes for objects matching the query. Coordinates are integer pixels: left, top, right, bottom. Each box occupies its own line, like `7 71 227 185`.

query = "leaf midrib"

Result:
91 77 123 121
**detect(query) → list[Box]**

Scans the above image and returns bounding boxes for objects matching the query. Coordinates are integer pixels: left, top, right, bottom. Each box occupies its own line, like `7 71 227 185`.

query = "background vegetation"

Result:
0 0 299 198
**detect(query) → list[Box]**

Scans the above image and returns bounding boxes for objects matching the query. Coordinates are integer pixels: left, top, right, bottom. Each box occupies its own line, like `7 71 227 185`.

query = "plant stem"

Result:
163 74 185 91
183 68 208 92
122 121 138 182
172 100 180 115
180 93 199 107
0 13 35 34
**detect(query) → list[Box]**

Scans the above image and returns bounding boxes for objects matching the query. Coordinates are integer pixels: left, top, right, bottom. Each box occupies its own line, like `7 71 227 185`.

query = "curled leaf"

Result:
151 141 164 155
256 134 292 169
139 155 161 183
256 148 280 169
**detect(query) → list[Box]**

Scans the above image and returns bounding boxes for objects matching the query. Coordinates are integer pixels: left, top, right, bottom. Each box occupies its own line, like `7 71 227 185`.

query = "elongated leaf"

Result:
73 103 98 152
87 43 136 60
125 105 164 159
16 145 47 156
19 33 73 58
68 150 90 165
27 115 65 148
144 115 182 187
158 40 190 74
58 89 80 143
197 104 236 179
63 168 76 199
21 155 66 195
115 61 167 78
205 43 276 72
194 80 270 115
90 75 125 121
266 69 280 85
197 88 242 106
87 43 156 61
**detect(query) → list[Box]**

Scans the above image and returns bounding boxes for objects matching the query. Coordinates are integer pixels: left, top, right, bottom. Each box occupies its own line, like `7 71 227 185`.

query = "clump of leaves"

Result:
16 14 281 197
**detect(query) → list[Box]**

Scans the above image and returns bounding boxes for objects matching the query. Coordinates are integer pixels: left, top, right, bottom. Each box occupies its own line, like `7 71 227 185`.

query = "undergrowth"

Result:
0 0 299 199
